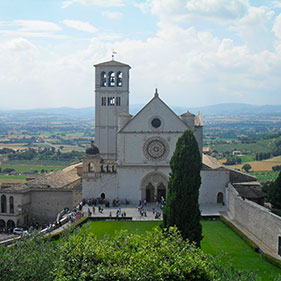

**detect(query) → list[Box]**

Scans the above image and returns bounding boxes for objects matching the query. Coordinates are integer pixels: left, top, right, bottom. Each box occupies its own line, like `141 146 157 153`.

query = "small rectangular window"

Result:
108 97 115 106
101 97 106 106
116 97 121 106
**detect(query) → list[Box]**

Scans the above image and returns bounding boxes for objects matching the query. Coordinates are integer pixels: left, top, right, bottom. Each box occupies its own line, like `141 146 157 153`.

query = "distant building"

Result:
232 150 243 156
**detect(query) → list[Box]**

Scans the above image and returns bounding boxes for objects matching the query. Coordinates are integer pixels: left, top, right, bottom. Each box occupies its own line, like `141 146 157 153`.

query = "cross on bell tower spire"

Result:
112 50 117 60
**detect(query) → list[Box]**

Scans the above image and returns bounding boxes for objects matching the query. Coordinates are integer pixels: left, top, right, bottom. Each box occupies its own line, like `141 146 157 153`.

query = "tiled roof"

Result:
234 185 266 199
202 154 223 170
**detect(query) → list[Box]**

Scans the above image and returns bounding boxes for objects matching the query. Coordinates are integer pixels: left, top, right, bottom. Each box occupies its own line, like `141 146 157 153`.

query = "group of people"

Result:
81 197 165 220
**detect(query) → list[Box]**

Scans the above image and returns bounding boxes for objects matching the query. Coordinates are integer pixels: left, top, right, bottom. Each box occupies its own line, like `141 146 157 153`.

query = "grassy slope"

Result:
201 220 281 280
78 220 281 281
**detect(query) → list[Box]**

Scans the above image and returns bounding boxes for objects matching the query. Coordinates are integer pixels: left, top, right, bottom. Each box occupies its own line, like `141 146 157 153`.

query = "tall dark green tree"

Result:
269 170 281 209
163 130 202 246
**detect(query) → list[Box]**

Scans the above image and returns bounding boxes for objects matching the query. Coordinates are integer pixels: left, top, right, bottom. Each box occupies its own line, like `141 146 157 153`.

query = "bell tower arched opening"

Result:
100 71 106 87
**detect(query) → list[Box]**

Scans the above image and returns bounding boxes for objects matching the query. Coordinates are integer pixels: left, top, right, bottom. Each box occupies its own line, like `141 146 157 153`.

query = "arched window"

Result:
9 196 14 214
88 162 94 172
1 195 7 213
117 71 122 87
217 192 224 204
100 71 106 87
108 71 115 87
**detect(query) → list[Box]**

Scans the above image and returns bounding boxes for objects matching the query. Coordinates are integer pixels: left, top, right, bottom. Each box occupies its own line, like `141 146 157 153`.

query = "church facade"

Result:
82 59 241 207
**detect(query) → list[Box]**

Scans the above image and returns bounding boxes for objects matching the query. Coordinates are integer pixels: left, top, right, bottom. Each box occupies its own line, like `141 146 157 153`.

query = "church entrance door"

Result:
145 183 154 202
157 183 166 201
141 172 168 203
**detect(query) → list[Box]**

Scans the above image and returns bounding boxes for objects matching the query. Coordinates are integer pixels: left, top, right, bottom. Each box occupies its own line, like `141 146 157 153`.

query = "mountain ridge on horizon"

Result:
0 103 281 118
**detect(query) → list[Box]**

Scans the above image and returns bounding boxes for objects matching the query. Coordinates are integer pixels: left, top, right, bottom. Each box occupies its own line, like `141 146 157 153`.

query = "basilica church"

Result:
82 59 256 208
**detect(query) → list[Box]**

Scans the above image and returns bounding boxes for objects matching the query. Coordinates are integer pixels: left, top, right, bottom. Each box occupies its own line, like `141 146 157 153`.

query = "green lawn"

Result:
241 155 255 163
79 221 162 239
77 220 281 281
201 220 281 281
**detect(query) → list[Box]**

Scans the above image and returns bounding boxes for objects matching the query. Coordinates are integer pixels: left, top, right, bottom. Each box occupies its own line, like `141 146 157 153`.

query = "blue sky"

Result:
0 0 281 109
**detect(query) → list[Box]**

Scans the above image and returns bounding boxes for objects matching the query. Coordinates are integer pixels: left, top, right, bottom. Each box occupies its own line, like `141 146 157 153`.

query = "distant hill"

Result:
187 103 281 116
0 103 280 120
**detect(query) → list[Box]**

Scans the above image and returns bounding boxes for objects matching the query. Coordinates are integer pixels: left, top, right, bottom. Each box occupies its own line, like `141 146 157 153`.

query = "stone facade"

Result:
0 165 82 228
82 59 254 209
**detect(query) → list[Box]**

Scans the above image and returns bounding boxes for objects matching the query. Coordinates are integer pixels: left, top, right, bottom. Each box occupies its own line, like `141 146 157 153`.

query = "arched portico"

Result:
7 219 15 230
0 219 5 229
141 172 168 202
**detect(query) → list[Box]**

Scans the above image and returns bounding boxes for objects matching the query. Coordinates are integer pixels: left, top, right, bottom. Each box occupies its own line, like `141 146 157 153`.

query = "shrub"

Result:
53 227 257 281
0 231 58 281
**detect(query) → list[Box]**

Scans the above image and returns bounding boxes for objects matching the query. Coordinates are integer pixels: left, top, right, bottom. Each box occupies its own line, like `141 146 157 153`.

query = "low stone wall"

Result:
226 184 281 256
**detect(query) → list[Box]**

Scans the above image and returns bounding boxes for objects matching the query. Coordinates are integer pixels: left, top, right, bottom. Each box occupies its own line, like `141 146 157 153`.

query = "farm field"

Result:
0 165 66 183
75 220 281 281
0 178 26 183
210 140 274 154
0 165 65 172
264 155 281 163
218 155 281 183
229 160 281 172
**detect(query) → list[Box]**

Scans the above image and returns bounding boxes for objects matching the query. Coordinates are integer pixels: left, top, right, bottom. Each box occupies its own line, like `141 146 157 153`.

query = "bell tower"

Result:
94 59 131 160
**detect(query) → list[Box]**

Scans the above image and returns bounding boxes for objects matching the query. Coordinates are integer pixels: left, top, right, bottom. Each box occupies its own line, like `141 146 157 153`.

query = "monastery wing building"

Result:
82 59 257 207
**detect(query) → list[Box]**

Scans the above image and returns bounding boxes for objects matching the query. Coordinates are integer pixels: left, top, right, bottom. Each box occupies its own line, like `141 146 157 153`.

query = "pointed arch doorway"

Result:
141 172 168 203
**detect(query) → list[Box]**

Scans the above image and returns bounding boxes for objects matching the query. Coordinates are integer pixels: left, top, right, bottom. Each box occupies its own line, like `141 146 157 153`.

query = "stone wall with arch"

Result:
140 172 168 202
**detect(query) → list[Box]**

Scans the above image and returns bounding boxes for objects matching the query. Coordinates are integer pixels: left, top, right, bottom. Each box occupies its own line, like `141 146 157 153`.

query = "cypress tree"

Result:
163 129 202 246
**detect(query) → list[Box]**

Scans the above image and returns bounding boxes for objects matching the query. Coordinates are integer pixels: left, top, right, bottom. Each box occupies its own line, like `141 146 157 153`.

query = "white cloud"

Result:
63 20 98 33
0 20 64 39
61 1 73 8
2 8 281 109
273 13 281 39
62 0 126 8
0 30 66 39
14 20 62 32
0 37 38 52
272 1 281 9
230 6 275 52
138 1 275 52
102 11 123 19
138 0 250 23
185 0 249 20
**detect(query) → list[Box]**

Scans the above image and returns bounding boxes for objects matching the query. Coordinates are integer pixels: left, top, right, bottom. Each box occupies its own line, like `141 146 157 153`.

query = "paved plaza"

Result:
81 202 227 221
